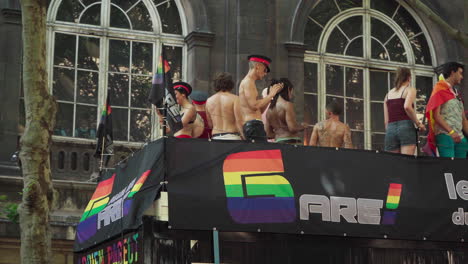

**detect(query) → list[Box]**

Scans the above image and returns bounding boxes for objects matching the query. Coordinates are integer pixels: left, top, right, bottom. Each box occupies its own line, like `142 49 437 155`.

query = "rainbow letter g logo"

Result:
222 149 296 223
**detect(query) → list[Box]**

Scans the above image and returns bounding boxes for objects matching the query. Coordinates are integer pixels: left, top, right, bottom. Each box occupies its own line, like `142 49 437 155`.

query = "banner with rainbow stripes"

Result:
74 140 164 252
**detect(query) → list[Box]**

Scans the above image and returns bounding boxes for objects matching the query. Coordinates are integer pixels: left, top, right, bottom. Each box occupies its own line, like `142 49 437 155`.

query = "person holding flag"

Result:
425 62 467 158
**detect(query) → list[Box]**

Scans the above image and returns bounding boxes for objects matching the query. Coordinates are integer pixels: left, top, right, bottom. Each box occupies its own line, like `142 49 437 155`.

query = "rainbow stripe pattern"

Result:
77 173 116 242
222 150 296 224
80 174 116 222
76 170 151 243
382 183 402 225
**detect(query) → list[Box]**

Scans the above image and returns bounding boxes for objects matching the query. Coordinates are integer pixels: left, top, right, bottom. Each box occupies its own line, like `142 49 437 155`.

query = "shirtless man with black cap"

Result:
239 55 283 142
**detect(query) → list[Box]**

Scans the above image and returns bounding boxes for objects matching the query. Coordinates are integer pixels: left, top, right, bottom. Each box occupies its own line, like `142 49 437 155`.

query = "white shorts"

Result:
212 133 242 140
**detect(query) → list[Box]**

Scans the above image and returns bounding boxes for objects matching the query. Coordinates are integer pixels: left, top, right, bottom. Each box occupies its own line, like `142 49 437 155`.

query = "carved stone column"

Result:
185 31 215 93
284 42 306 122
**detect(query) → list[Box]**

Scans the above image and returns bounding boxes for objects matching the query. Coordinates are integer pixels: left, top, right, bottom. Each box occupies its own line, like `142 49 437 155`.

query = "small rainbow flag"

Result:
223 150 296 224
386 183 402 209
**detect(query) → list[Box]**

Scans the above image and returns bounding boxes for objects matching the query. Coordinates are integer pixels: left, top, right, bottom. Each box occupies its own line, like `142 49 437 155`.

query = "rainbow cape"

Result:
424 80 455 156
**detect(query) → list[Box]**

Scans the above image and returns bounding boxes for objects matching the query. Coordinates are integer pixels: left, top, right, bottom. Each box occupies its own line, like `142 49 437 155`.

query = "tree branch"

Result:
404 0 468 48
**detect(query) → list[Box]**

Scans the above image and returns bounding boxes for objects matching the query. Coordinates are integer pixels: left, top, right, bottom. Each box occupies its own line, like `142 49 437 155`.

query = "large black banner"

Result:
74 140 164 252
167 138 468 242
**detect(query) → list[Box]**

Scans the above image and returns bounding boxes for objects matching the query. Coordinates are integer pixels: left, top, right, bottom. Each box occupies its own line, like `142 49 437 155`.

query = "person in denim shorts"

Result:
384 68 426 155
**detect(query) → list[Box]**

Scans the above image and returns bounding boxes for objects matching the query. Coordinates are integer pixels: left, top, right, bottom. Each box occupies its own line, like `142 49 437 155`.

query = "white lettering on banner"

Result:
97 178 137 230
445 173 468 226
299 195 383 225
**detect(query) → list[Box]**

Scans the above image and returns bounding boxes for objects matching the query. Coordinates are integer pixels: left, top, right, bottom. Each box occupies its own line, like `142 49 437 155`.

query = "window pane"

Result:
371 38 389 60
55 103 74 137
339 16 362 40
109 40 130 73
371 102 385 133
108 73 129 107
79 4 101 25
111 0 139 12
304 19 322 51
371 18 394 44
304 94 318 125
345 67 363 98
157 0 182 34
112 108 129 141
132 42 153 75
345 37 363 57
326 28 347 55
370 70 389 101
128 1 153 31
304 63 318 93
54 33 76 67
411 34 432 65
53 67 75 101
130 109 151 142
346 98 363 131
110 5 131 29
352 131 364 150
75 105 97 139
416 76 433 123
371 0 399 18
309 0 339 26
78 36 100 70
164 46 183 82
131 76 152 108
56 0 84 23
326 96 344 121
337 0 362 10
371 133 386 151
386 36 407 63
393 7 421 39
82 0 100 6
326 65 344 96
77 70 98 104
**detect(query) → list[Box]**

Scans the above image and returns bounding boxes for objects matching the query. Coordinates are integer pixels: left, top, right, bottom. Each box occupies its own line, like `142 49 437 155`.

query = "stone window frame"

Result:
304 0 436 150
45 0 187 146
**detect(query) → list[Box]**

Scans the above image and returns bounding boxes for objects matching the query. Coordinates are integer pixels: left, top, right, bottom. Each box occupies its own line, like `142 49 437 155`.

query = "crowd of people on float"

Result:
160 55 466 159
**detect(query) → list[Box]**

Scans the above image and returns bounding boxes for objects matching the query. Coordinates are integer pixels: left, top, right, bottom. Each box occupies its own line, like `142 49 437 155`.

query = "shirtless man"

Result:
239 55 283 142
309 100 353 148
265 78 307 144
206 72 243 140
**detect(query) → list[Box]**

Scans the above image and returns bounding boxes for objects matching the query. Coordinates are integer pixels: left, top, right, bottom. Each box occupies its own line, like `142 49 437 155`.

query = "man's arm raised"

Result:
243 81 283 112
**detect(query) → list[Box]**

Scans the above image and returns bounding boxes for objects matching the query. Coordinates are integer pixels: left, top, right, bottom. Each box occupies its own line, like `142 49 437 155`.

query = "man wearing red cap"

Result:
239 55 283 142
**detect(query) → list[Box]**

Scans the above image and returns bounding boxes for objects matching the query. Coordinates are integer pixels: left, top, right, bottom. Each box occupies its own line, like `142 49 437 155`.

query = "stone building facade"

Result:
0 0 466 262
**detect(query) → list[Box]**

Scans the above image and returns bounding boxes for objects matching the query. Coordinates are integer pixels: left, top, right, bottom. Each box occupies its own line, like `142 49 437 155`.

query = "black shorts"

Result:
243 120 267 142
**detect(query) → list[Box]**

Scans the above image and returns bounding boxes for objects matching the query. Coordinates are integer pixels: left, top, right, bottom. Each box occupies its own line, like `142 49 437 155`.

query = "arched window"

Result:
47 0 186 143
303 0 435 150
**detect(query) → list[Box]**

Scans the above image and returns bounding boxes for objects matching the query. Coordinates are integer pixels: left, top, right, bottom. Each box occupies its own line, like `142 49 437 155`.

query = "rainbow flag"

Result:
94 88 113 166
424 80 455 156
223 150 296 224
148 52 171 107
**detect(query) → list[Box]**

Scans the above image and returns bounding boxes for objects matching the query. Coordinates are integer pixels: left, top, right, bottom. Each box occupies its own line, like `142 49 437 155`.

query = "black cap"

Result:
173 81 192 95
247 55 272 72
190 90 209 104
